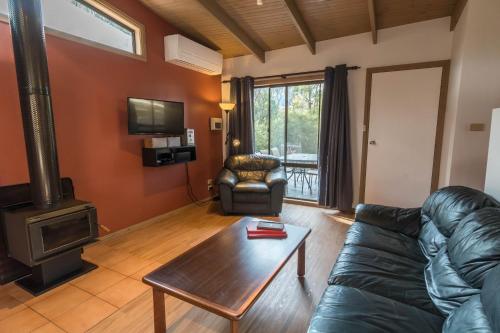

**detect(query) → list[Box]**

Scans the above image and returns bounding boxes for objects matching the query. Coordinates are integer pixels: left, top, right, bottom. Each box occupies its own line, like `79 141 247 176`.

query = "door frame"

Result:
359 60 451 204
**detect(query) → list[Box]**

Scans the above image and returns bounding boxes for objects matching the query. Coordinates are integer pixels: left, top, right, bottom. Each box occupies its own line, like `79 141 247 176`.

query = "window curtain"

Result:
318 65 353 211
229 76 255 156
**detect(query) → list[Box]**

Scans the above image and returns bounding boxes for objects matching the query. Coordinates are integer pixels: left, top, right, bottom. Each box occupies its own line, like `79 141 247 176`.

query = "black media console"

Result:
142 146 196 167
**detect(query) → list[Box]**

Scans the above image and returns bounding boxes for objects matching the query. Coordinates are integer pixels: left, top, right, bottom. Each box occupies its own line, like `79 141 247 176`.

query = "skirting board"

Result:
284 198 319 207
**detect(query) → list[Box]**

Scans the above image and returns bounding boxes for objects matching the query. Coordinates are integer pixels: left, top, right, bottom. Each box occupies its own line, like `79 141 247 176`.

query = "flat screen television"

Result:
128 97 184 135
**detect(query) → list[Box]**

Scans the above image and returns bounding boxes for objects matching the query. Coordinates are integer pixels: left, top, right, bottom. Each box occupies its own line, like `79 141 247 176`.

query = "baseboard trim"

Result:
95 196 214 242
284 198 319 207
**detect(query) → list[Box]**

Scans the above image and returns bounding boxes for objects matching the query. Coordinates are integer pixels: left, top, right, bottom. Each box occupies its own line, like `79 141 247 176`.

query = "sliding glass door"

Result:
253 82 323 201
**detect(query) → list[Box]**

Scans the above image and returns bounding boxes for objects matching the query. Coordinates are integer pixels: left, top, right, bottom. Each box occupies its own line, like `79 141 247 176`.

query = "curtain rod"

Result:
221 66 360 83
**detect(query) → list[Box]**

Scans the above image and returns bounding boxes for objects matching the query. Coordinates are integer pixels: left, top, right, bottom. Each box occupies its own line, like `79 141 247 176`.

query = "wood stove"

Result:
1 200 98 294
2 201 97 265
0 0 98 295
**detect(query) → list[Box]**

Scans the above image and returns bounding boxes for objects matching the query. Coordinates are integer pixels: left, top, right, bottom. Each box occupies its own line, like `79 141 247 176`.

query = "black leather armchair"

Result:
216 154 287 216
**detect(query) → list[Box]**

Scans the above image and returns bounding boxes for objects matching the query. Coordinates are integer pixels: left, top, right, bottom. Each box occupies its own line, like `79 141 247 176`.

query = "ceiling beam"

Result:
196 0 266 63
450 0 468 31
281 0 316 54
367 0 377 44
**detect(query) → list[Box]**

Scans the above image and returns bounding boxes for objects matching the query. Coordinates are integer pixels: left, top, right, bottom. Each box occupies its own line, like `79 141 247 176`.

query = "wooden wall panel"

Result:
376 0 456 29
140 0 249 58
218 0 302 51
140 0 458 59
296 0 370 41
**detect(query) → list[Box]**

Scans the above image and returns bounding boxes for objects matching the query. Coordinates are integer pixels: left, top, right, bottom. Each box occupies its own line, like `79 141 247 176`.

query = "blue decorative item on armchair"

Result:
216 154 287 216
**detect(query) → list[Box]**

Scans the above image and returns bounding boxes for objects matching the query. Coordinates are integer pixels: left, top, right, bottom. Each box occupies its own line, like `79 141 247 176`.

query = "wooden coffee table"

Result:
143 216 311 333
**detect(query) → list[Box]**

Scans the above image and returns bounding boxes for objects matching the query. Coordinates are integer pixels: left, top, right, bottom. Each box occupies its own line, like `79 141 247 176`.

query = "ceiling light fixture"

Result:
257 0 263 5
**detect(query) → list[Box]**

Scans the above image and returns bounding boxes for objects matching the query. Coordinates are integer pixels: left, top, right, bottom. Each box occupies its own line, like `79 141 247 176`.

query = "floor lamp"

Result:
219 102 235 145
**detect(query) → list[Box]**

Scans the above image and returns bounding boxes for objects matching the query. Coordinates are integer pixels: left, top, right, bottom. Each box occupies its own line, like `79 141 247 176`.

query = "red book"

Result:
247 232 287 239
246 221 287 238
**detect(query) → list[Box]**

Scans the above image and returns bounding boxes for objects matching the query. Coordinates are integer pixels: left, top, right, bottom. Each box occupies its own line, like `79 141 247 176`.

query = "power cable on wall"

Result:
184 163 212 207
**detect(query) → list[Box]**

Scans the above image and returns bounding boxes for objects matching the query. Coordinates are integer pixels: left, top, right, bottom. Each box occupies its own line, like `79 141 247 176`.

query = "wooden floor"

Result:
0 202 352 333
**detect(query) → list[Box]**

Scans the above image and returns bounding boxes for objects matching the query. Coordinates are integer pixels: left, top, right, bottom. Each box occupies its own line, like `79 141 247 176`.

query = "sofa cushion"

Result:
419 187 499 260
448 208 500 288
344 222 426 263
418 220 448 259
307 285 444 333
233 181 269 193
421 186 499 238
355 204 421 237
425 246 480 316
328 244 439 314
442 295 493 333
481 264 500 333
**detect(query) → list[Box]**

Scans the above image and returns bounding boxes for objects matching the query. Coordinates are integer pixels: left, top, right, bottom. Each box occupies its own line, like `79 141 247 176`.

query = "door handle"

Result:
369 140 376 145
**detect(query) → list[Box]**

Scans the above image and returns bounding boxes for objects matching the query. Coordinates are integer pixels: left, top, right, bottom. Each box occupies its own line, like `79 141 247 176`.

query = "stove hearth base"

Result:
15 248 97 296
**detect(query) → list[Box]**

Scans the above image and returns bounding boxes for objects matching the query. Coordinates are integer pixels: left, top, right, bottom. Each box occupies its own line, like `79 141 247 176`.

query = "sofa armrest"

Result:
216 169 238 188
355 204 422 238
265 168 287 188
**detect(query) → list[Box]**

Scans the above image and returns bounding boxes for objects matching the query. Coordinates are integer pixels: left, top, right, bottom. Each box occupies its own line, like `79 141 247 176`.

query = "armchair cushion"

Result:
225 154 281 182
235 170 268 182
265 168 287 188
234 181 269 193
225 154 280 171
355 204 422 238
216 169 238 188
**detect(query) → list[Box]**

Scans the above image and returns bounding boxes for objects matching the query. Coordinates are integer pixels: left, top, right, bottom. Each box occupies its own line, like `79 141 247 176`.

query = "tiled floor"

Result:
0 243 153 333
0 203 352 333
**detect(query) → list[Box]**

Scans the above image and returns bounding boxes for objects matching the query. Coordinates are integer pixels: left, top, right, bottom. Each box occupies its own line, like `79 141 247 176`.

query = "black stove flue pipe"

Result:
8 0 62 208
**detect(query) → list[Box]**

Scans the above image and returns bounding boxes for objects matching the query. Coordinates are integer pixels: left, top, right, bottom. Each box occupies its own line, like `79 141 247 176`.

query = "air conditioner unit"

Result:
164 34 223 76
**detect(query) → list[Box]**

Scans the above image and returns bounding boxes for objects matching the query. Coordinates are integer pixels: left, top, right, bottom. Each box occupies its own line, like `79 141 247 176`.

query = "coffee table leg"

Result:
153 288 166 333
230 320 239 333
298 241 306 277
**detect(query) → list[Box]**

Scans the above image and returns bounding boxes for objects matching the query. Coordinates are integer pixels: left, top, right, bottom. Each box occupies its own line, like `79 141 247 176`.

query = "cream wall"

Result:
222 18 453 204
485 109 500 200
440 3 469 188
442 0 500 190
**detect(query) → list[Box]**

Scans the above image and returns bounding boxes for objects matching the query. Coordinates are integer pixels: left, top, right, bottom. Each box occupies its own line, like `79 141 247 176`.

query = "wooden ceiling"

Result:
140 0 463 62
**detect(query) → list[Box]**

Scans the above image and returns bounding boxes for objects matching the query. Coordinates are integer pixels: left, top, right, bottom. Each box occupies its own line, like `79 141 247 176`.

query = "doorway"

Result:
253 82 323 201
359 61 450 207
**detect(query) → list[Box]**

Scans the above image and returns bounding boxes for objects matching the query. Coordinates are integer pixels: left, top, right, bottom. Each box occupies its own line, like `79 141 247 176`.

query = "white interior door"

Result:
364 67 443 207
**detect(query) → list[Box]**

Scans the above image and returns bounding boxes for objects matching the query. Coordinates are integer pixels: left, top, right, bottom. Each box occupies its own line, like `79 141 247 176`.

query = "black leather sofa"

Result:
308 186 500 333
216 154 287 216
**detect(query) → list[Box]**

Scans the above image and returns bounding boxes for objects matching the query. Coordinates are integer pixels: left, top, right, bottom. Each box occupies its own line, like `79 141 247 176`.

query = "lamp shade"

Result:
219 102 235 111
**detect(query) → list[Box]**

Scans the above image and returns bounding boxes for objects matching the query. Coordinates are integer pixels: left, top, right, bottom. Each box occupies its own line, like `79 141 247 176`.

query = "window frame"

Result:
253 80 324 169
0 0 146 61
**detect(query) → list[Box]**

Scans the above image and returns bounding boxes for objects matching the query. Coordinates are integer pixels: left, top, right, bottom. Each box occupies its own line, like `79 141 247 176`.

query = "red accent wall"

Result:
0 0 222 233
